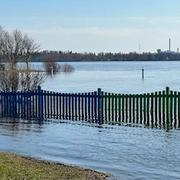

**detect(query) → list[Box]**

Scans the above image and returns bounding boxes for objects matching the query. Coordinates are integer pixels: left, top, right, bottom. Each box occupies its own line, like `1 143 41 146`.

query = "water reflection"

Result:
0 118 44 136
0 117 177 135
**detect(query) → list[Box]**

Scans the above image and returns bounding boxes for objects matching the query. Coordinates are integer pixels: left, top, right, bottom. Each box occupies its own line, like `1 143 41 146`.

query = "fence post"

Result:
13 91 17 118
98 88 103 125
4 92 8 117
37 86 44 121
166 87 170 128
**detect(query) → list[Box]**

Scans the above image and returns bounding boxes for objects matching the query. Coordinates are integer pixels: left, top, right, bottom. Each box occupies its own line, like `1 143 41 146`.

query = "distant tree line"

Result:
27 50 180 62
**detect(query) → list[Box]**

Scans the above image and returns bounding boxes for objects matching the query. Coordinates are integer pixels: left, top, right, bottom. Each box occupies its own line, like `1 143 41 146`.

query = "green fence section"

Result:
101 87 180 128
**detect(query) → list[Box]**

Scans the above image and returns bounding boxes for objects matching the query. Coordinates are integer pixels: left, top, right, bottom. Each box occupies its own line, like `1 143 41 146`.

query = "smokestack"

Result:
169 38 171 51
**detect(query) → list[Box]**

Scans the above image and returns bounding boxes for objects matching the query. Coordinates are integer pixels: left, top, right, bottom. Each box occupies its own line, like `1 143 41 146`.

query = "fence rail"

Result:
1 87 180 128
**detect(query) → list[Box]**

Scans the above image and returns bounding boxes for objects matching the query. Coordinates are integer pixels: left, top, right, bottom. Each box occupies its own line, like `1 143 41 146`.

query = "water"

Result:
36 61 180 93
0 120 180 180
2 61 180 179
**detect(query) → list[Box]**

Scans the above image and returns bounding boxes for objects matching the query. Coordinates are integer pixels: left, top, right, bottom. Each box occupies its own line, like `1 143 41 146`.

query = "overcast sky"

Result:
1 0 180 53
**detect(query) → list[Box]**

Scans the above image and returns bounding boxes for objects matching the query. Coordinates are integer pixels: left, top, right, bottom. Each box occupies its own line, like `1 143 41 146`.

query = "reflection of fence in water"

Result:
0 87 180 129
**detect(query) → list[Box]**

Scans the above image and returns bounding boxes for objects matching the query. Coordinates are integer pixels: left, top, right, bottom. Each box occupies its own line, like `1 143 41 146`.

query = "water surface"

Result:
36 61 180 93
0 120 180 180
7 61 180 179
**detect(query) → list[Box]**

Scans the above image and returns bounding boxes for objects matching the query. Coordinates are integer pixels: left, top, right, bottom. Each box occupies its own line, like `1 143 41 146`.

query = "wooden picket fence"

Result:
0 87 180 128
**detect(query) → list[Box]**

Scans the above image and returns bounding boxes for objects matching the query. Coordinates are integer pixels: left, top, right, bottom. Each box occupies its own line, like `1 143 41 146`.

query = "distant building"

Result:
169 38 171 52
157 49 161 54
156 38 179 55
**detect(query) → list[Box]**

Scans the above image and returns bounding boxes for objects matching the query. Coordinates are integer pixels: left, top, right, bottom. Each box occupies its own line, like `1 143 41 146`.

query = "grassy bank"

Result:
0 152 108 180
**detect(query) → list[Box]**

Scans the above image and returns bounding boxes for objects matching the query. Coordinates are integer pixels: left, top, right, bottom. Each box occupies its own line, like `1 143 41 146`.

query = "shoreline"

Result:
0 152 109 180
21 59 180 62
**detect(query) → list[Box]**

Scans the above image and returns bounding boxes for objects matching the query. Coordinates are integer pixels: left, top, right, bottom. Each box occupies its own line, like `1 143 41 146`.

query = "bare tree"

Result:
43 54 61 75
0 26 45 91
19 70 45 91
0 26 40 69
0 68 45 91
0 70 19 91
43 54 75 76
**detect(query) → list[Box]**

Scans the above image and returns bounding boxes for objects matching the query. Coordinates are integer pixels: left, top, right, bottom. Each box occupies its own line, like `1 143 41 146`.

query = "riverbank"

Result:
0 152 108 180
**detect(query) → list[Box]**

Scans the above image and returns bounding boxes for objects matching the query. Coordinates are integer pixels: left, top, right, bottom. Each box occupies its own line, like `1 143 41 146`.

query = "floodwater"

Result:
37 61 180 94
0 120 180 180
2 61 180 179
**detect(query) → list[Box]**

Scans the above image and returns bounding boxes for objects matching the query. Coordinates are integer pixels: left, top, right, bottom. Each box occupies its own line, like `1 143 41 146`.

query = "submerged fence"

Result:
1 87 180 128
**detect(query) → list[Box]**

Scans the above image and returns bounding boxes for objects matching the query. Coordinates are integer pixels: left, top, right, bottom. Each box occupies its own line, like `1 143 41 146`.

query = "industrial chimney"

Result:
169 38 171 52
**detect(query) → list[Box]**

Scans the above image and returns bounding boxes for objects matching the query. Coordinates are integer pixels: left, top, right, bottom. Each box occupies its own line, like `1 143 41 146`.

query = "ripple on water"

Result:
0 120 180 180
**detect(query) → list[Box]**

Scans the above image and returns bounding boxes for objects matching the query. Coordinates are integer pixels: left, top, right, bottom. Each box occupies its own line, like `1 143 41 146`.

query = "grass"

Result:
0 152 108 180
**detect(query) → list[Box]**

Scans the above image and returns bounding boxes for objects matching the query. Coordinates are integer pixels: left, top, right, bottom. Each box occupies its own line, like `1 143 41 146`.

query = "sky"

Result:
1 0 180 53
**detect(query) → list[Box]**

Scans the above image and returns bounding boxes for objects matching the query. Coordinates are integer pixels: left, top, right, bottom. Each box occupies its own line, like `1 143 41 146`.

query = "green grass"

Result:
0 152 108 180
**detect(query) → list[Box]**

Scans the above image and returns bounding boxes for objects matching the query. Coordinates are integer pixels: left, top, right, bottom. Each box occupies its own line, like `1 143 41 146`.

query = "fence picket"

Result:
162 90 166 128
132 95 135 124
115 94 118 123
118 95 121 123
146 93 150 126
87 93 90 121
129 95 132 124
158 91 162 128
151 92 154 127
166 87 170 128
139 95 143 124
136 95 139 124
122 94 125 123
178 92 180 128
69 94 71 120
170 91 173 127
125 95 128 124
84 93 87 121
74 94 77 121
154 92 158 127
174 91 177 128
104 93 107 123
56 93 59 119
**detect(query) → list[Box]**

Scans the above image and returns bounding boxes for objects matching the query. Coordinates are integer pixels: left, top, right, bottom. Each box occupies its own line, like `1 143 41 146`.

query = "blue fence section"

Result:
0 87 102 124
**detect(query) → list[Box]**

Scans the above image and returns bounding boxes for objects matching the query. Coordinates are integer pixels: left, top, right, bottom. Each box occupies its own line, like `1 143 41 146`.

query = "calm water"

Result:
36 61 180 93
0 120 180 180
2 61 180 179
